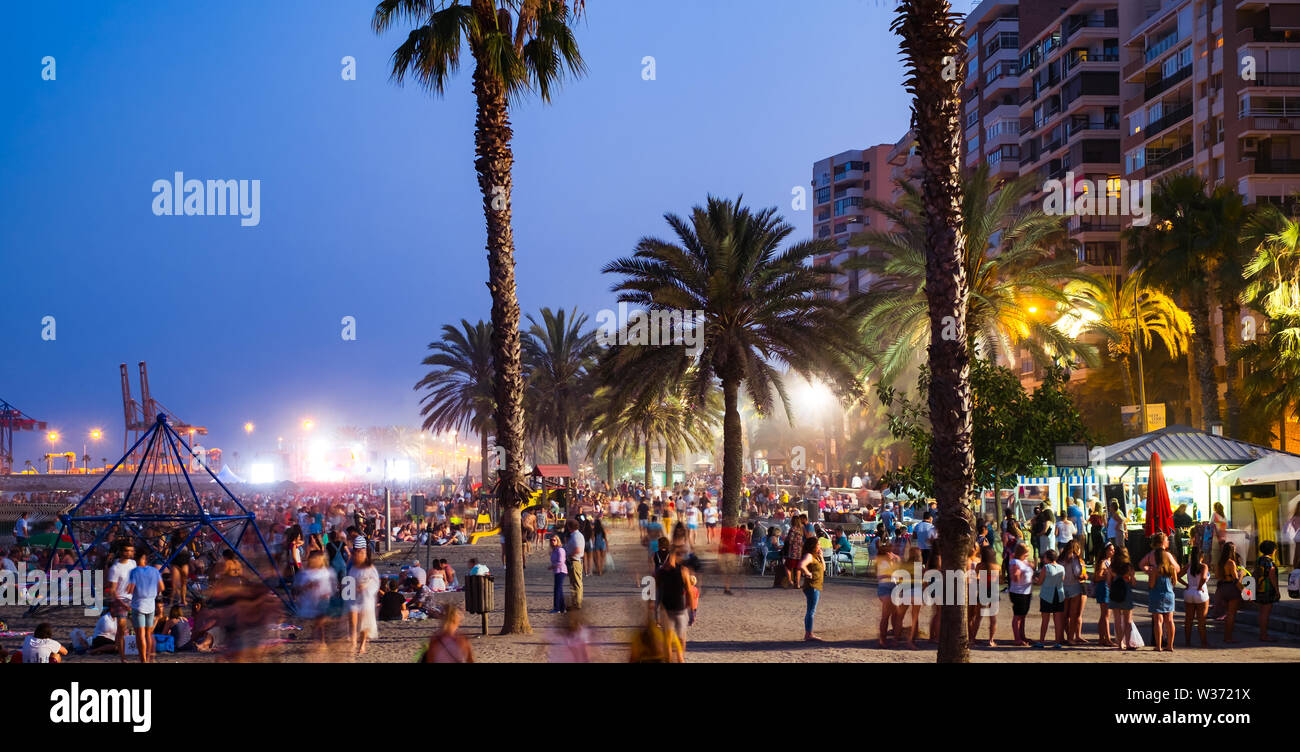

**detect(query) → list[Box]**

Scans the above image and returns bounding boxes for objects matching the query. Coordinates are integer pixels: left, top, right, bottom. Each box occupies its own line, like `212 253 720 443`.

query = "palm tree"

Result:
1233 314 1300 449
1124 173 1227 430
522 307 598 467
334 426 366 445
415 320 496 483
847 164 1093 383
1202 188 1249 436
586 385 635 485
1060 273 1193 408
603 196 863 530
893 0 974 664
374 0 585 635
1236 204 1300 447
1240 203 1300 379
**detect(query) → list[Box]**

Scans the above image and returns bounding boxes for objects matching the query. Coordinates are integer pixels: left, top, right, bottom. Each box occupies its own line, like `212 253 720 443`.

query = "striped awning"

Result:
1018 470 1097 486
1095 424 1292 467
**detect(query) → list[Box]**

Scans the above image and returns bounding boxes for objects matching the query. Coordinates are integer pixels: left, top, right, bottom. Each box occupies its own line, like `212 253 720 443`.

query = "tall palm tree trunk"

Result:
1222 301 1242 437
606 452 614 486
1119 354 1136 410
720 378 744 528
471 20 529 635
1189 291 1221 431
555 404 570 465
897 0 974 663
480 431 490 489
644 435 653 488
664 440 673 490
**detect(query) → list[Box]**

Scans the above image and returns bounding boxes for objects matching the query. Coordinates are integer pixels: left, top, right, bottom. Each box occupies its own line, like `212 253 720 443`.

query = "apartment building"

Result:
810 144 895 298
1018 1 1125 283
1122 1 1300 206
1117 1 1300 434
964 0 1024 182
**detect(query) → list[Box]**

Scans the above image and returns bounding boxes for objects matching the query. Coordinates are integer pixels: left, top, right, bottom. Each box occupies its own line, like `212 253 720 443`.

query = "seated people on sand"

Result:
378 578 408 621
23 623 68 663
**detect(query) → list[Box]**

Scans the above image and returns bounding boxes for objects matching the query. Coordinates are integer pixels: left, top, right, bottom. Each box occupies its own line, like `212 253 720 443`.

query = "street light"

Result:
244 422 255 434
87 429 102 473
302 419 314 431
794 378 835 474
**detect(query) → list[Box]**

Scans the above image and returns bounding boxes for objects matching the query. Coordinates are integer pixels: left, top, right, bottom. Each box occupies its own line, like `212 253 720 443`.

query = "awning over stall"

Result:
1218 452 1300 486
1095 425 1288 467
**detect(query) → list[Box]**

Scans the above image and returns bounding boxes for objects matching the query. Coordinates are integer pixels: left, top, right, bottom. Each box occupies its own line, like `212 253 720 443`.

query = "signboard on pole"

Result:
1054 443 1090 468
1120 403 1166 436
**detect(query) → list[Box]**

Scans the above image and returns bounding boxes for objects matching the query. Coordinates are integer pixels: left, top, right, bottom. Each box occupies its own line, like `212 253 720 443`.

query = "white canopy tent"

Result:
212 465 243 484
1218 452 1300 486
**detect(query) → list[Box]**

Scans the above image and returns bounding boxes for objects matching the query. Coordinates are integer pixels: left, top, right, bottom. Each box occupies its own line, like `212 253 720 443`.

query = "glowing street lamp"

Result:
89 429 103 441
47 431 59 443
244 422 255 434
302 419 314 431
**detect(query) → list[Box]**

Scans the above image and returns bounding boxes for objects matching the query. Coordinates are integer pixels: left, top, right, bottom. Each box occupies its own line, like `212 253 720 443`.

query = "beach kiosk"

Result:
1218 452 1300 565
1092 425 1296 562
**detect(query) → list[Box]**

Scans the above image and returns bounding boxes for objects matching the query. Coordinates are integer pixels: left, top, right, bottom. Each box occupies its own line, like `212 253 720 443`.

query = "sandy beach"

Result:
4 523 1297 664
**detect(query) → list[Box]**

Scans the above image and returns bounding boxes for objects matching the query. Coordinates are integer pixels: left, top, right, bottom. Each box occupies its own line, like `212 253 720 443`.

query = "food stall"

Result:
1092 425 1296 563
1218 453 1300 564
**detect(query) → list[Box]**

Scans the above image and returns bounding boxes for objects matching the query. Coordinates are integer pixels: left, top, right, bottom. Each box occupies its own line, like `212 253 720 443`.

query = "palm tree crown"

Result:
373 0 586 101
603 195 863 525
1060 272 1192 407
522 307 598 465
848 165 1095 383
414 319 496 481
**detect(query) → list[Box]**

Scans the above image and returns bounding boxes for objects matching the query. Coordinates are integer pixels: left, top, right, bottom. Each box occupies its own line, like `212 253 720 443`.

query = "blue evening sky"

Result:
0 0 942 463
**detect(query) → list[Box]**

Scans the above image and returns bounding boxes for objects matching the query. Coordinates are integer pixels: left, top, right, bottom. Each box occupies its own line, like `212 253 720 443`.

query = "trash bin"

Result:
464 574 494 635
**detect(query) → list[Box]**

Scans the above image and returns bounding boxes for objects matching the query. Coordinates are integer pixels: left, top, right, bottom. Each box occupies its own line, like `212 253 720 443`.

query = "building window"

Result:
833 197 863 216
815 187 831 204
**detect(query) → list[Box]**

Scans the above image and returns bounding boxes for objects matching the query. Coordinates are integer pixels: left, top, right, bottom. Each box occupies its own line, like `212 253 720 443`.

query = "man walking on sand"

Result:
565 519 585 610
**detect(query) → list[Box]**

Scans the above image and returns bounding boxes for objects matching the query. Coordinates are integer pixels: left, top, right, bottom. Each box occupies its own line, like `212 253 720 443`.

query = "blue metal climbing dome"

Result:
44 413 292 611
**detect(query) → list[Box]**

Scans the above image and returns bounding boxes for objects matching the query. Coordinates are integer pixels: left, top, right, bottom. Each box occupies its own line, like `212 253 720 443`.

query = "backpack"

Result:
1252 555 1277 601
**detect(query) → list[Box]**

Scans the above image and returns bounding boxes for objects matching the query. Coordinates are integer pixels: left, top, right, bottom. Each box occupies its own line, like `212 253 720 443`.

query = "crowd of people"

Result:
3 476 1297 663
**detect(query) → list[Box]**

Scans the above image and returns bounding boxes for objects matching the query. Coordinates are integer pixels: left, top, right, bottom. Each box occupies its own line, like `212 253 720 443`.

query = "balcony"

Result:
1250 72 1300 88
833 169 865 183
1066 116 1120 139
1254 158 1300 175
1145 64 1193 101
1144 33 1181 64
1063 50 1119 75
1143 142 1194 178
1142 101 1194 139
1240 116 1300 133
1072 218 1123 233
1244 28 1300 44
1063 16 1117 42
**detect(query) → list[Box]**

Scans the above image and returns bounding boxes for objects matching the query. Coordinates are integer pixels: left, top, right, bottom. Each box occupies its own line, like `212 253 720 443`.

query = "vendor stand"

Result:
1093 425 1297 564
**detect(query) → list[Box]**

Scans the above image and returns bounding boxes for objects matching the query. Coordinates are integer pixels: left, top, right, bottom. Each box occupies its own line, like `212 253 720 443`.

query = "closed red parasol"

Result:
1144 451 1174 537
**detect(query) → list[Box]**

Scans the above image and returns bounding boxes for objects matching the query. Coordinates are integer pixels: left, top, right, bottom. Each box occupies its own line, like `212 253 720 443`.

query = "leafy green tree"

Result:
879 362 1088 504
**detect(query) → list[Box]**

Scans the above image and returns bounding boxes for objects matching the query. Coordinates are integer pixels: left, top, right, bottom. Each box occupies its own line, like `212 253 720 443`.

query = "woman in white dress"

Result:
347 548 380 655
